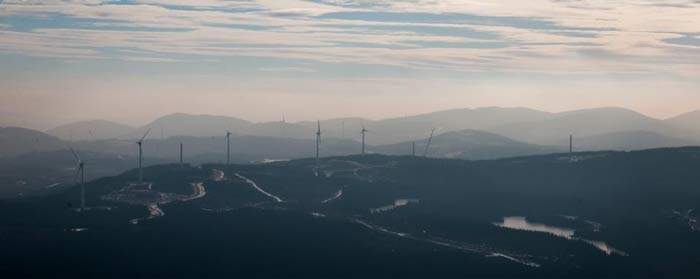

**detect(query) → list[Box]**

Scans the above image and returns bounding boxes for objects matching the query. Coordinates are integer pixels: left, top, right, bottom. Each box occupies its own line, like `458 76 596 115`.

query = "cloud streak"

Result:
0 0 698 77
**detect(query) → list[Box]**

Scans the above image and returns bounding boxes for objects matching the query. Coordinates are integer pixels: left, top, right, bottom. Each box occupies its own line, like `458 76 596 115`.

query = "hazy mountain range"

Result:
666 110 700 131
487 107 699 146
3 106 697 200
42 107 700 145
374 129 559 160
2 107 699 162
0 127 553 162
47 120 136 141
0 127 65 157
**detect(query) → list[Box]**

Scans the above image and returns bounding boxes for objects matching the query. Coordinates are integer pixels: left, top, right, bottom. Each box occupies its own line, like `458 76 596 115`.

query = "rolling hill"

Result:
72 135 361 163
487 107 699 145
575 130 698 151
374 129 559 160
5 107 700 161
666 110 700 131
47 120 135 141
297 117 372 140
301 107 555 145
124 113 252 139
32 107 700 149
3 148 700 277
0 127 66 157
395 106 553 131
0 150 162 199
239 121 316 139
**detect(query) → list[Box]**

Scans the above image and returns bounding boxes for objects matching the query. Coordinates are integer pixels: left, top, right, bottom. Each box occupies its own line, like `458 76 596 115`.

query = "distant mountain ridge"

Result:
374 129 559 160
296 107 555 145
0 126 559 163
124 113 252 139
47 119 135 141
575 130 697 151
392 106 553 130
486 107 700 146
49 108 557 144
0 127 66 157
665 110 700 131
38 107 700 151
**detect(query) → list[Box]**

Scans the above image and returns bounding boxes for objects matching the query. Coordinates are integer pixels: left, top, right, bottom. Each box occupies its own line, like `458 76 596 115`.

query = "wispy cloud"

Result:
258 67 316 73
0 0 698 77
124 56 183 62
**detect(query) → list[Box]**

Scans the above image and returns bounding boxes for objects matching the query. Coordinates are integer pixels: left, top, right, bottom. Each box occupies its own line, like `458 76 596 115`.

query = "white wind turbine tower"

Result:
569 134 573 154
70 148 86 211
137 128 151 183
316 121 321 163
569 134 575 161
361 125 368 155
226 130 232 165
179 142 184 167
280 114 286 138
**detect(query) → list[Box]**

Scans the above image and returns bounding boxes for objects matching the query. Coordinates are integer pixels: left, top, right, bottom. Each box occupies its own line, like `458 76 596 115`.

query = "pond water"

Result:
494 216 626 256
494 216 574 238
370 199 420 214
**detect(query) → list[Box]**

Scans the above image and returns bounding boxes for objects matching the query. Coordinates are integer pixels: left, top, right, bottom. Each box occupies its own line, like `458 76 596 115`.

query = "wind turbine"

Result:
280 114 286 138
569 134 573 154
179 142 184 167
226 131 232 165
137 128 151 183
316 121 321 163
423 128 435 157
361 125 368 155
569 134 575 161
70 148 85 211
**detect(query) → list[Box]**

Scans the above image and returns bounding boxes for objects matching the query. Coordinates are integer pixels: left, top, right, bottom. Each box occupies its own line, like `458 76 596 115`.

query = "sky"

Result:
1 0 699 129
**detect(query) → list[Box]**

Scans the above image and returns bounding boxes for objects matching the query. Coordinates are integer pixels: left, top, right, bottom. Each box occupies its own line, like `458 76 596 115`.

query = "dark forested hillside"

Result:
2 148 700 277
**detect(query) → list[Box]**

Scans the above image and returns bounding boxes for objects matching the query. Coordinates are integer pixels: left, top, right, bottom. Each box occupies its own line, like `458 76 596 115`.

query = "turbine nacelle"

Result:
70 148 83 165
138 128 152 144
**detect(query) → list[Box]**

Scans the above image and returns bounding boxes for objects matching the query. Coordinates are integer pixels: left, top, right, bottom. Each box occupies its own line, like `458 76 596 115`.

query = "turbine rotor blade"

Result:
69 148 81 162
139 128 152 142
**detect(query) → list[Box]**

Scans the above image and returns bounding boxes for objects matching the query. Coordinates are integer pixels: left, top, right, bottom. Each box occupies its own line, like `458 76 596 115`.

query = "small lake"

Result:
494 216 574 238
261 158 290 164
370 199 420 214
494 216 626 256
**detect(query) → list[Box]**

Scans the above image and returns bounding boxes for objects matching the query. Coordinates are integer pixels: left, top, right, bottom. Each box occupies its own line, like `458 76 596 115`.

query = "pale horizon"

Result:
3 102 699 131
2 0 699 128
